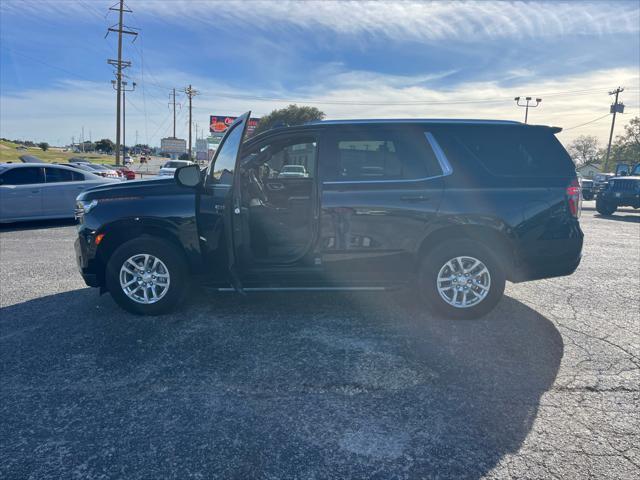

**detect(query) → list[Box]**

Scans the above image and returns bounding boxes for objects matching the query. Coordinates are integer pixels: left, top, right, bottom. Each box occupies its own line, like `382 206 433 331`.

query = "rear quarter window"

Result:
445 126 574 177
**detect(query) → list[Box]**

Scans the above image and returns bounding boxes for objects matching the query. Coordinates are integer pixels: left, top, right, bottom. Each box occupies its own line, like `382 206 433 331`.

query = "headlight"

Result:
76 199 98 217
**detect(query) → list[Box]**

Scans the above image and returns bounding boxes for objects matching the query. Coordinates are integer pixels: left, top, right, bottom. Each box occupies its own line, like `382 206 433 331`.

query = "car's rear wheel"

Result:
105 236 189 315
419 239 505 320
596 197 617 216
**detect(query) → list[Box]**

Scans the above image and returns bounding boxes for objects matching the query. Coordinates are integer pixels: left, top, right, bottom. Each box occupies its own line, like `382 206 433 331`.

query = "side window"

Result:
209 122 244 185
447 126 574 177
45 167 76 183
0 167 44 185
328 127 438 181
262 139 317 179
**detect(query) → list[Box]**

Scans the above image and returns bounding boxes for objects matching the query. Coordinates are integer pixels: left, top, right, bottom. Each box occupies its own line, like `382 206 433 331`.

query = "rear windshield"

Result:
444 126 574 177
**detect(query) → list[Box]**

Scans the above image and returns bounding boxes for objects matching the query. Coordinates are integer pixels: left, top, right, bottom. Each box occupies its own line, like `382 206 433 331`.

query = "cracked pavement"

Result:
1 204 638 479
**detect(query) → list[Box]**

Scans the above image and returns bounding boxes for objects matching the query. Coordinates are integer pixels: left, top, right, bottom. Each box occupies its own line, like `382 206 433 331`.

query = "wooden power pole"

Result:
604 87 624 172
106 0 137 165
184 85 199 159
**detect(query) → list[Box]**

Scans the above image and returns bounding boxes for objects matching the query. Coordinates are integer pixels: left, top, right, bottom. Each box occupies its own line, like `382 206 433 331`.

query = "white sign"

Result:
160 137 186 154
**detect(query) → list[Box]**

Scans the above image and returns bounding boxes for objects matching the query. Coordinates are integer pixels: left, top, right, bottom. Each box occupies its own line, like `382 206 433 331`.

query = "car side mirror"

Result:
175 164 201 188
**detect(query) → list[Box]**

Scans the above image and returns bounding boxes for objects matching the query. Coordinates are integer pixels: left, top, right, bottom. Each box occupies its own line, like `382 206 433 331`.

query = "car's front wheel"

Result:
419 240 506 320
596 197 617 216
105 236 189 315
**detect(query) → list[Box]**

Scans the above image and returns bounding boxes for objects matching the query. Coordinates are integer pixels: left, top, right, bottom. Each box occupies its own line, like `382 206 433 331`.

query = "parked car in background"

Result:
67 162 121 180
593 172 615 195
278 164 309 178
69 157 91 164
158 160 193 177
104 164 136 180
579 176 595 200
0 163 118 223
19 155 43 163
75 114 583 319
123 156 132 165
596 163 640 215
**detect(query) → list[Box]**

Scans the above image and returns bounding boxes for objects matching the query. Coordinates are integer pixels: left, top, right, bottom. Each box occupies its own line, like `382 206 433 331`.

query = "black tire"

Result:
596 198 617 216
105 236 189 315
418 239 506 320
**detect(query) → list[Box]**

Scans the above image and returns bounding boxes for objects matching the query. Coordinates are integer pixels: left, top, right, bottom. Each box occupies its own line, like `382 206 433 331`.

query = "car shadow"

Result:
0 218 77 232
0 288 562 479
593 212 640 223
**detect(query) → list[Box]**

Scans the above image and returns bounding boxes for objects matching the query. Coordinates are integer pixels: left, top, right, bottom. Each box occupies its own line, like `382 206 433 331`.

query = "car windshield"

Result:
632 164 640 176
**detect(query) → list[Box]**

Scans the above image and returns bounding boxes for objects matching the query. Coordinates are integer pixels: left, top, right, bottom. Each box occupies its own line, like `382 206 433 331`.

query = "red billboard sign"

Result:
209 115 260 137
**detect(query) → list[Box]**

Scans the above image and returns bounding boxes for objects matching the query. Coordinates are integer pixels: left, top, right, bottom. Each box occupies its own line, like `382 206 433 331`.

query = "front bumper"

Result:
600 190 640 208
75 227 102 288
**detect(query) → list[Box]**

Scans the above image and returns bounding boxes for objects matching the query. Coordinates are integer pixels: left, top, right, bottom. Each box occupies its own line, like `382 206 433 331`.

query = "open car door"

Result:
209 111 252 291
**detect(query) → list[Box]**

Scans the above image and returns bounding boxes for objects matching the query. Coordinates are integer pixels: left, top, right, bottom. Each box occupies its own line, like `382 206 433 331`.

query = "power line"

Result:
561 113 611 131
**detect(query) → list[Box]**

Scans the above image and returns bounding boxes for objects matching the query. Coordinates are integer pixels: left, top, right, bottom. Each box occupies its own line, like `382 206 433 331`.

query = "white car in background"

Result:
158 160 193 177
278 164 309 178
0 163 119 223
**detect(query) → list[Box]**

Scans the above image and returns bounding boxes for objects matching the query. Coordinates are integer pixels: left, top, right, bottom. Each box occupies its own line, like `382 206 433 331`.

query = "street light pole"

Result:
514 96 542 124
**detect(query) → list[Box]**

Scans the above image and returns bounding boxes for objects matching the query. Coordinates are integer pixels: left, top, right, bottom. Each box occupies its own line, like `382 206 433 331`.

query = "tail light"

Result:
567 178 582 218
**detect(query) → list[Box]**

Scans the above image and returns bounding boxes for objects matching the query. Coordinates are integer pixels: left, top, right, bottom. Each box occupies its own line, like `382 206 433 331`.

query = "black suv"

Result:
75 113 583 319
596 163 640 215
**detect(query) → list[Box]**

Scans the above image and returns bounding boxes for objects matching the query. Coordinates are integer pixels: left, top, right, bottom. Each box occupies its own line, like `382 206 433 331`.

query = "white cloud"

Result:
3 1 639 41
2 66 638 147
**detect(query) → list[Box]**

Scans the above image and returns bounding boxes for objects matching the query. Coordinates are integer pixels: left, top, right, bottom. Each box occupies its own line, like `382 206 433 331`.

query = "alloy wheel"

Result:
436 256 491 308
119 254 171 304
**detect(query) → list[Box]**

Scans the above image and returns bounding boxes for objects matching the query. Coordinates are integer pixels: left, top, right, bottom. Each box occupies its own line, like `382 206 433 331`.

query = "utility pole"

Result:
184 85 199 159
111 79 136 158
604 87 625 172
106 0 137 165
169 88 181 138
81 126 85 153
514 96 542 124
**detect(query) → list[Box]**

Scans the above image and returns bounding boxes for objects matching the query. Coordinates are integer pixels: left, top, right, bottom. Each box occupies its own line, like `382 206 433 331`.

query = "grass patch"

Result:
0 141 111 165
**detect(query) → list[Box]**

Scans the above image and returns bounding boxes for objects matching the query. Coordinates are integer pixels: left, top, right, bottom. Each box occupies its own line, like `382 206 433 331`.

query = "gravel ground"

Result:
1 203 638 479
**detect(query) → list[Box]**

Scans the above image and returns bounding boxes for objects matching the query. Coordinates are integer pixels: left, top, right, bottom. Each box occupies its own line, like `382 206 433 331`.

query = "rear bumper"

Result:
511 227 584 283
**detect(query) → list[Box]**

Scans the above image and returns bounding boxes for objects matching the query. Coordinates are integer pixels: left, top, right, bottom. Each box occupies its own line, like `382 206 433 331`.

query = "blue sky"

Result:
1 0 639 147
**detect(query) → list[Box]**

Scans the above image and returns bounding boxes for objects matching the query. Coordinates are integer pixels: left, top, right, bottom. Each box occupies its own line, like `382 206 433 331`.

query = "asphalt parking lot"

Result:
1 203 638 479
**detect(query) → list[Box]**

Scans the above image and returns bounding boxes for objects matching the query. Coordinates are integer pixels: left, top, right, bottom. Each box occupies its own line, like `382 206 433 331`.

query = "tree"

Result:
95 138 114 154
567 135 600 167
38 142 49 151
254 104 325 135
607 116 640 170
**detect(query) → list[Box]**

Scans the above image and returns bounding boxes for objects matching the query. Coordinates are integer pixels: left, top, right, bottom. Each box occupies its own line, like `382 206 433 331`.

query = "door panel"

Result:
320 179 443 281
0 167 45 221
0 185 43 220
318 125 446 283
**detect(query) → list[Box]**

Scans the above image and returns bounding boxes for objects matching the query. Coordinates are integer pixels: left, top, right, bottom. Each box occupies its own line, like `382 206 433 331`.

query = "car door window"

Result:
327 127 438 181
260 139 317 179
45 167 80 182
1 167 44 185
